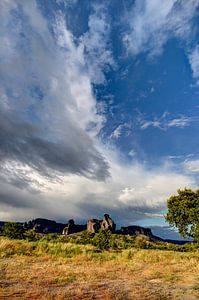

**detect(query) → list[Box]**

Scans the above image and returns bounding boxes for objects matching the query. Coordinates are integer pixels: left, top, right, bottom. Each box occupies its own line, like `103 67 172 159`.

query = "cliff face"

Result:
118 225 153 237
23 218 65 234
117 225 163 241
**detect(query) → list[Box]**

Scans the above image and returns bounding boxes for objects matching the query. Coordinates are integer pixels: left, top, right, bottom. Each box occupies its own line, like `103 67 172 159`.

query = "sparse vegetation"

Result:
0 216 199 299
0 236 198 299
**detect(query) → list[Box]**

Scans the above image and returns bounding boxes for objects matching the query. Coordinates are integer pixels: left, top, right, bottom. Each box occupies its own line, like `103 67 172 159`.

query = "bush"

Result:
76 230 94 245
2 222 24 239
134 235 149 249
24 229 41 241
92 230 113 250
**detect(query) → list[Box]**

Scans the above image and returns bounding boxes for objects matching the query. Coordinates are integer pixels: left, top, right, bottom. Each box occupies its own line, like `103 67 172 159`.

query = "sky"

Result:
1 0 199 238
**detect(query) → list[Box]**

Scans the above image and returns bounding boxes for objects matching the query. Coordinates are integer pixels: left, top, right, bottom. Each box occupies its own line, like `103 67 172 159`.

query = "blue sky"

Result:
1 0 199 238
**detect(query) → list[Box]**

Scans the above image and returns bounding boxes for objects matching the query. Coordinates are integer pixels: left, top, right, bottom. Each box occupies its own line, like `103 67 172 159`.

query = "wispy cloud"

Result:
123 0 199 57
188 45 199 85
81 4 115 84
128 149 137 157
167 117 193 128
110 125 123 139
110 123 132 140
184 159 199 173
139 112 195 130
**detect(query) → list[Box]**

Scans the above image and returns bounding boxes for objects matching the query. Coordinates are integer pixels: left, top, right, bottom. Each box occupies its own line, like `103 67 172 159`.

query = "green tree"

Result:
165 188 199 241
2 222 24 239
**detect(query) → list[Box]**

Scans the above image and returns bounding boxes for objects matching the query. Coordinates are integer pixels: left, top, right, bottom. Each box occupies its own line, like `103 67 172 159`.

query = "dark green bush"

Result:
92 230 113 250
77 230 94 245
2 222 24 239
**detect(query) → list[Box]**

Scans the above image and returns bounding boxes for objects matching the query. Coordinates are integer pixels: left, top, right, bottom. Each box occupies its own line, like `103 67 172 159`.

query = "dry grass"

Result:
0 237 199 299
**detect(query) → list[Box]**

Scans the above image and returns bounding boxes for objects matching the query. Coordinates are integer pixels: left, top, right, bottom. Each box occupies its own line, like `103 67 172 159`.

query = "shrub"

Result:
134 235 149 249
92 230 113 250
77 230 94 245
24 229 41 241
2 222 24 239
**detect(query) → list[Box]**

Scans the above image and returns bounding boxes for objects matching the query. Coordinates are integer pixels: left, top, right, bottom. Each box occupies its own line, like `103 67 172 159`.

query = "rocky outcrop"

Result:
23 218 65 234
62 219 75 235
19 215 158 240
87 219 101 233
62 219 86 235
87 214 116 233
119 225 153 238
101 214 116 233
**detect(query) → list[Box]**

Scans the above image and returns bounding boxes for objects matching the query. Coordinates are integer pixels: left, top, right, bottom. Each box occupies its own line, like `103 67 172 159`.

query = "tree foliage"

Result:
165 188 199 240
2 222 24 239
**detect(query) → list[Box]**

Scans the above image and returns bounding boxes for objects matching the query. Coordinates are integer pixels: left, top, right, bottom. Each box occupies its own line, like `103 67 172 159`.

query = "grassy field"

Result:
0 236 199 300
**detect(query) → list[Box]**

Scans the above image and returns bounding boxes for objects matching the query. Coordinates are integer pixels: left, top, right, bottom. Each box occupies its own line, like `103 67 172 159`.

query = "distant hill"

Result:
150 226 193 241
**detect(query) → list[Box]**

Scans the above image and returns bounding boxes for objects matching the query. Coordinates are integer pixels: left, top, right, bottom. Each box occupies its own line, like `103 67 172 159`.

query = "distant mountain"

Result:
150 226 193 241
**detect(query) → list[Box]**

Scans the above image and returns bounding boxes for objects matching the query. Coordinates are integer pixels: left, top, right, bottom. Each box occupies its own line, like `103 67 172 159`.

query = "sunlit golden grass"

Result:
0 237 199 299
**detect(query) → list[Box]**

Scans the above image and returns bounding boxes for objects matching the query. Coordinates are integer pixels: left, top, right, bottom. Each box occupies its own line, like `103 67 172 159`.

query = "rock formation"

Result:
62 219 74 235
62 219 86 235
20 214 159 240
23 218 65 234
87 219 101 233
87 214 116 233
101 214 116 233
119 225 153 237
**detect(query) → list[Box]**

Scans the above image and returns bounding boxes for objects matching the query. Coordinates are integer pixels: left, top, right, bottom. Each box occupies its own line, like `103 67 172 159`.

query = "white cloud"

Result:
110 123 132 139
0 0 112 180
123 0 199 57
56 0 77 7
110 125 123 139
128 149 137 157
184 159 199 173
0 146 195 223
139 112 195 130
81 4 114 84
143 212 164 218
117 164 193 208
167 116 192 128
188 45 199 85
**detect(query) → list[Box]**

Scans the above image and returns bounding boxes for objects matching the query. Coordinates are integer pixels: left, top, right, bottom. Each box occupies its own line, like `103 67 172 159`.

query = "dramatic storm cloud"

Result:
1 0 199 232
0 0 110 180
